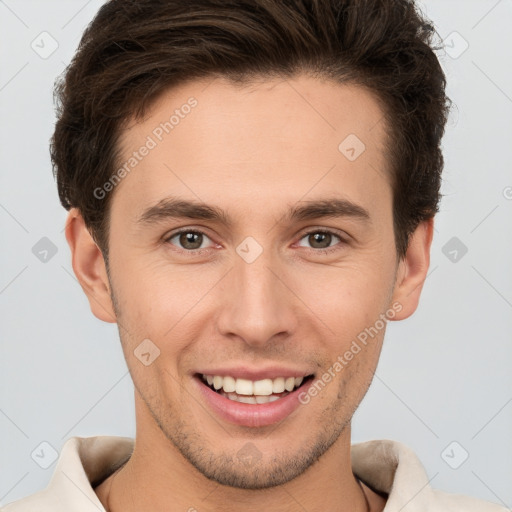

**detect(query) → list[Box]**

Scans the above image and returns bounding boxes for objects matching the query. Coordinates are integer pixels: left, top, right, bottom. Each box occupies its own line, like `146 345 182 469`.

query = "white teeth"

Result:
284 377 295 392
201 374 308 396
213 375 223 390
219 390 290 404
222 375 236 393
253 379 273 396
272 377 285 393
235 378 253 395
237 395 257 404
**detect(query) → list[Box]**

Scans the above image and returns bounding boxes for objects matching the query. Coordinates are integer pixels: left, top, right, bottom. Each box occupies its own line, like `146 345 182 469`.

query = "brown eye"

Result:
165 230 212 252
297 230 344 252
307 232 333 249
179 232 203 250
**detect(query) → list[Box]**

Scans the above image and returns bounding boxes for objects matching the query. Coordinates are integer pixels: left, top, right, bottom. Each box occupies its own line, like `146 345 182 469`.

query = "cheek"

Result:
291 260 394 323
285 260 394 380
112 259 201 327
111 264 220 377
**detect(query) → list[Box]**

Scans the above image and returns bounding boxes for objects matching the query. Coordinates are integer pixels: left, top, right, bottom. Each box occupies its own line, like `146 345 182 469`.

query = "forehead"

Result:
112 74 391 223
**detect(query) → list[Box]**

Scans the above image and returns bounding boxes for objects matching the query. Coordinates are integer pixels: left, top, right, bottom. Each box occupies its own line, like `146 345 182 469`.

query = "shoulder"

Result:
351 439 508 512
429 488 509 511
1 490 58 512
2 435 133 512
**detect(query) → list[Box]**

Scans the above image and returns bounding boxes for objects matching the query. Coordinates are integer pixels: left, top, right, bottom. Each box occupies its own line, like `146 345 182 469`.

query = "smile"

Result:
201 374 308 403
194 373 315 427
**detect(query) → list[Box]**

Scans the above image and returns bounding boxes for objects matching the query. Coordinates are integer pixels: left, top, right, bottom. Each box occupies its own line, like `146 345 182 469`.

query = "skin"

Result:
65 74 433 512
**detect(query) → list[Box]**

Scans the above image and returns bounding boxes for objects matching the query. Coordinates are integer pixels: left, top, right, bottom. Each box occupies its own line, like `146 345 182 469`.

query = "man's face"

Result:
83 75 414 488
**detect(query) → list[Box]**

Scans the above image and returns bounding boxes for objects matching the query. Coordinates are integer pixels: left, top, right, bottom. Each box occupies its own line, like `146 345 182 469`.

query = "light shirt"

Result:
2 436 507 511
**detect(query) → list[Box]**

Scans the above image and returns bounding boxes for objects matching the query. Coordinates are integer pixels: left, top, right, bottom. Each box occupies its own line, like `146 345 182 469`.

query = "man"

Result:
3 0 507 511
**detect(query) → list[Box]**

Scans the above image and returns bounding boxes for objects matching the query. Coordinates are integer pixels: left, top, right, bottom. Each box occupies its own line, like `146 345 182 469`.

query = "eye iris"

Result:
180 232 202 250
309 232 331 249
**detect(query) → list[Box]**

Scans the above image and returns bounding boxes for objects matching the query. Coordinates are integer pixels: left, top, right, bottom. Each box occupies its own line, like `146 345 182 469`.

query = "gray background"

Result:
1 0 511 508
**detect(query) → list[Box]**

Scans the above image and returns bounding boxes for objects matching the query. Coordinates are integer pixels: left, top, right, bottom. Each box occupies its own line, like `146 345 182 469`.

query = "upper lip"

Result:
194 366 314 381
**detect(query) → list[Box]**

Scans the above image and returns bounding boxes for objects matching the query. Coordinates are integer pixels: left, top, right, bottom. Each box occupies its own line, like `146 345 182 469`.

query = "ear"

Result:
64 208 117 323
390 218 434 321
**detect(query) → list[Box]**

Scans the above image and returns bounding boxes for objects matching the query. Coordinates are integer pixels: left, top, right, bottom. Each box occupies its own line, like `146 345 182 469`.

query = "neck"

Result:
97 398 384 512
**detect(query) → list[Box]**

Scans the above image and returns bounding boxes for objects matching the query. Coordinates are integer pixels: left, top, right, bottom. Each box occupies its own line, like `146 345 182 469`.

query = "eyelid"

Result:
294 227 349 252
297 226 349 241
163 227 219 253
163 226 349 255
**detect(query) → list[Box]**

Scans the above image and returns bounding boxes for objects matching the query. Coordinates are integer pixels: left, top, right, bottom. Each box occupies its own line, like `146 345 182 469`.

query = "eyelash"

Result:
163 227 348 256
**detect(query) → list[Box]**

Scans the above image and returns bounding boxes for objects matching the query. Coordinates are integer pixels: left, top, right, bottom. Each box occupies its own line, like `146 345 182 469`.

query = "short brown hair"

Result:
51 0 451 263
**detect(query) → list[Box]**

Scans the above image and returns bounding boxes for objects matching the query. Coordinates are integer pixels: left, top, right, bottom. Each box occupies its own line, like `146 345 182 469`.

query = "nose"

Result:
215 251 298 348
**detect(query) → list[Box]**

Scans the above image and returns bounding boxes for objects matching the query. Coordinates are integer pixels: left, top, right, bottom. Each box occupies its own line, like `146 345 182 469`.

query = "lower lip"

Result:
194 375 313 428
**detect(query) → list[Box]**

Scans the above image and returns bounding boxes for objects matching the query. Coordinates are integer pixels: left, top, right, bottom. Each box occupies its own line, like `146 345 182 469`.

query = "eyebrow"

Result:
136 196 371 228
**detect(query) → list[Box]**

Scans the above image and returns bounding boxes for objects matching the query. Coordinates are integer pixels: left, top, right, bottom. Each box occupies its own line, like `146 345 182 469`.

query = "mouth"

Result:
193 372 315 427
196 373 315 404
